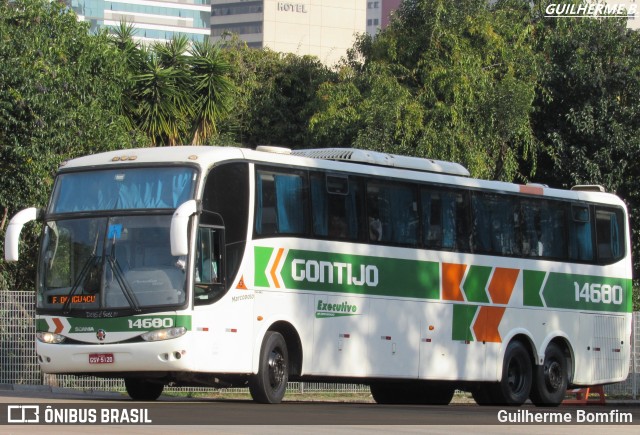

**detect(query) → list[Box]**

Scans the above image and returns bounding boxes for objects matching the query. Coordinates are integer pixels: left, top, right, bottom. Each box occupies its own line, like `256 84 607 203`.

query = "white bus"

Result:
5 146 632 406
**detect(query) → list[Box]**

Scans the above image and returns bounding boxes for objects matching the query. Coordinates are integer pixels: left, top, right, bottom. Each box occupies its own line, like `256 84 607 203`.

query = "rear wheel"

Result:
124 378 164 401
491 341 532 406
249 331 289 404
370 383 400 404
530 342 568 407
471 385 496 406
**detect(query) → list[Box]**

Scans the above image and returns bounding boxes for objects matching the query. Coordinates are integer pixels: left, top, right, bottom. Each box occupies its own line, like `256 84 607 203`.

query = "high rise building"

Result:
366 0 401 36
211 1 366 65
66 0 211 43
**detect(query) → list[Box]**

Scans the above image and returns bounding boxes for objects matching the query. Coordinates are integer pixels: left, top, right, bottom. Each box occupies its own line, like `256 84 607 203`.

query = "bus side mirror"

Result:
170 200 199 257
4 207 42 262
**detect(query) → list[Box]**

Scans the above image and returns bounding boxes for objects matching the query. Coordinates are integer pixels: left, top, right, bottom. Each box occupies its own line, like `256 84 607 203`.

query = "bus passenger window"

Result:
311 174 361 241
423 189 467 250
569 205 593 261
255 170 306 236
368 182 417 246
595 208 624 262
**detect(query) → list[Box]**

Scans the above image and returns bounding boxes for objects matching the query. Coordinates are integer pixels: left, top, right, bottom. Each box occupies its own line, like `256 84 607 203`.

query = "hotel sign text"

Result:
277 2 308 13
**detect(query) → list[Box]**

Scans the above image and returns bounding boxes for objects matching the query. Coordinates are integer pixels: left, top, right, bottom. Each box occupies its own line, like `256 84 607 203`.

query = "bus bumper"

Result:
36 335 193 373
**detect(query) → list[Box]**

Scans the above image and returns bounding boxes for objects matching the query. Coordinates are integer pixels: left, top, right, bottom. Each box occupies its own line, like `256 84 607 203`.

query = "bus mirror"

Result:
170 200 198 257
4 207 42 262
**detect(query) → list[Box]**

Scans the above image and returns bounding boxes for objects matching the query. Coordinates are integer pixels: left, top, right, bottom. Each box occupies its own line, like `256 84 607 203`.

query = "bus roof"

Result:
58 145 626 208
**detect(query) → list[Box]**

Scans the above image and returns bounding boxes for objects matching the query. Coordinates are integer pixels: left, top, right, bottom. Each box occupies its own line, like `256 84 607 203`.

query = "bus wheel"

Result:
419 383 455 405
471 385 496 406
492 341 532 406
124 378 164 401
530 342 568 407
249 331 289 404
370 383 397 404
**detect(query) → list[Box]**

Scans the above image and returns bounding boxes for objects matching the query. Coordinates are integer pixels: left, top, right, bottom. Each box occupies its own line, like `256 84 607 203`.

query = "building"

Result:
211 0 366 65
366 0 401 36
66 0 211 43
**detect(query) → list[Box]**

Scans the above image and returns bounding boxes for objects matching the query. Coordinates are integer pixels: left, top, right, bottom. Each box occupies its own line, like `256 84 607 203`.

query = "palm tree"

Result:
188 40 234 145
132 47 193 146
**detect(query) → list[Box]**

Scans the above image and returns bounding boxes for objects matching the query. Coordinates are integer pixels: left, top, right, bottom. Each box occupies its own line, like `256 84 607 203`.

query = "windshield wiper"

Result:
63 255 100 315
107 255 141 313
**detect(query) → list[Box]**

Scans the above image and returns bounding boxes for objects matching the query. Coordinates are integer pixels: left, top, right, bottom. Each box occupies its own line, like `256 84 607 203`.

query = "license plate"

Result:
89 353 114 364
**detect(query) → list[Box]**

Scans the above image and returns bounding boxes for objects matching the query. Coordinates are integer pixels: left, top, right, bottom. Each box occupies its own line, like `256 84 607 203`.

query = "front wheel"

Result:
124 378 164 401
530 342 568 407
249 331 289 404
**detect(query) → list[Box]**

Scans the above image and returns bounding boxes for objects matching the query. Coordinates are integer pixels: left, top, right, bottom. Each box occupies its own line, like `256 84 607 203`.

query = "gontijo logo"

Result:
292 259 378 287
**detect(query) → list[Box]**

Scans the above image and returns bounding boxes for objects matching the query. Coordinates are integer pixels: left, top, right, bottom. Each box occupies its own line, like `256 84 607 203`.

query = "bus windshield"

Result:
50 167 196 213
38 215 187 311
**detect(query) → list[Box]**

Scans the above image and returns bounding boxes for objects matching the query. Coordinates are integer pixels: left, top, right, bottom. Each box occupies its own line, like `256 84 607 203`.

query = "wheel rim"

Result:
545 359 563 391
267 347 286 390
507 357 525 394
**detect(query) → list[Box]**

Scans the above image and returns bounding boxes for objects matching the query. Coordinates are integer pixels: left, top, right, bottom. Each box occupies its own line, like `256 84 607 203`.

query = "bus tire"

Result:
124 378 163 401
530 342 568 407
471 385 496 406
249 331 289 404
418 383 455 405
492 341 532 406
370 383 398 404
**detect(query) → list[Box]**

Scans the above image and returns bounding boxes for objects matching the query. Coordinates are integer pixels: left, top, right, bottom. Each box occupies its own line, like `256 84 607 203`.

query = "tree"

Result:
190 40 234 145
531 1 640 301
218 37 335 148
310 0 539 181
0 0 141 290
113 27 234 146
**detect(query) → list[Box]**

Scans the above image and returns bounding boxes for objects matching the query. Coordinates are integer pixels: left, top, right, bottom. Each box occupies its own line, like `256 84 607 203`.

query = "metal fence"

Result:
1 290 637 398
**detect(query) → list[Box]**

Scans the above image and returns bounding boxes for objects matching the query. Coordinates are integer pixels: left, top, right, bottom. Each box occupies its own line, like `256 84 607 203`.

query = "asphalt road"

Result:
0 386 638 434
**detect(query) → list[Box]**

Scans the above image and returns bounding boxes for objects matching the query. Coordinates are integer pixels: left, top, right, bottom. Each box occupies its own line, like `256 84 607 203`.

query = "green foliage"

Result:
530 2 640 303
311 0 539 181
114 26 234 146
218 37 335 148
0 0 141 290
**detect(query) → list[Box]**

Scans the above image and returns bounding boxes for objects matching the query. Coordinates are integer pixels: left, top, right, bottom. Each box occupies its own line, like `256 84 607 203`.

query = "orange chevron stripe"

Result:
53 317 64 334
473 306 506 343
442 263 467 301
488 268 519 304
270 248 285 289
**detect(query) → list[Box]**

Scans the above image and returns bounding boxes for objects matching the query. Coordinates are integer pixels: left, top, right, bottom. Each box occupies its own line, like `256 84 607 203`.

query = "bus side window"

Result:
595 207 624 263
423 189 468 251
255 170 306 236
569 205 594 261
312 174 361 241
367 182 417 246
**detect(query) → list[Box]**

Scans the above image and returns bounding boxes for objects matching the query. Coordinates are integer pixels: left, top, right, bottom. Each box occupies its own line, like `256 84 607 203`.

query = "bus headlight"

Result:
141 327 187 342
36 332 66 344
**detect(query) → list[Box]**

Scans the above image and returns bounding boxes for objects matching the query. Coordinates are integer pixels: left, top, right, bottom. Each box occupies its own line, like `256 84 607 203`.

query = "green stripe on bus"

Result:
452 304 477 341
523 270 546 307
542 273 632 313
38 315 192 333
463 265 492 303
280 249 440 299
254 246 274 288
